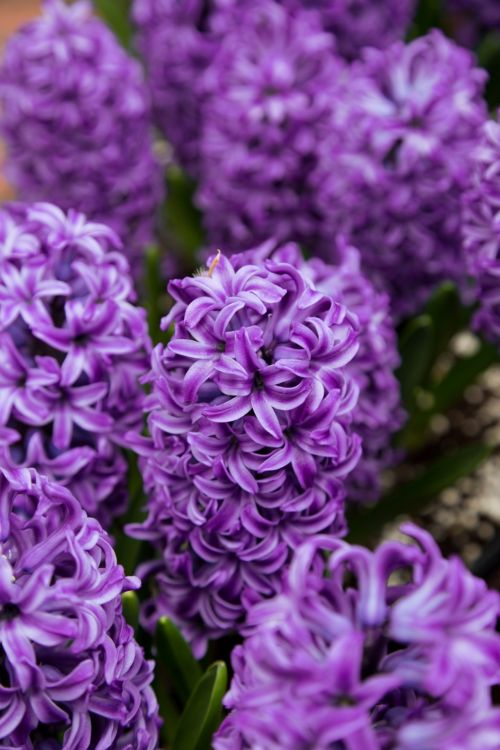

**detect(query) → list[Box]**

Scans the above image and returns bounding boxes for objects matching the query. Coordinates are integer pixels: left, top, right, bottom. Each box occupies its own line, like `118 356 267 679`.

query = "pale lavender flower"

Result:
129 252 361 654
215 524 500 750
0 203 151 527
0 0 163 275
0 467 159 748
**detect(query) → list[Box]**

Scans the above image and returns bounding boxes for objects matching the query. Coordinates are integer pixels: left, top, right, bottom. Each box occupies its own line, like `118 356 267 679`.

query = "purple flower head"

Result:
236 239 404 502
196 1 344 250
130 251 362 654
0 202 151 527
132 0 236 175
0 467 159 748
215 524 500 750
316 30 487 319
284 0 416 61
462 115 500 345
445 1 500 47
0 0 163 275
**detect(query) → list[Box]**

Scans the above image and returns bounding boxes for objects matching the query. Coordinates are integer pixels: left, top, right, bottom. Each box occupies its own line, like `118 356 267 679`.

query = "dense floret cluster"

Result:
0 0 163 274
0 203 150 527
131 252 361 654
236 240 403 502
215 524 500 750
462 116 500 344
196 1 343 250
284 0 416 60
315 30 487 319
0 466 159 748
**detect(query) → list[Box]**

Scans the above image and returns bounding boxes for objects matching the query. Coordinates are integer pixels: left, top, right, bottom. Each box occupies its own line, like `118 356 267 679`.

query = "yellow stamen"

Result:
207 249 221 278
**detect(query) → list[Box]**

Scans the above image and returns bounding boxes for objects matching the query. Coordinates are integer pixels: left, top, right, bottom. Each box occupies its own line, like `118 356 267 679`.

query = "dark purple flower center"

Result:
0 602 20 621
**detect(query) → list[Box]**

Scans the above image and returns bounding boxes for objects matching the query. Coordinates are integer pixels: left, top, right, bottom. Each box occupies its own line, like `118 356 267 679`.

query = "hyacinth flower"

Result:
0 466 159 748
232 239 404 502
462 114 500 345
215 524 500 750
284 0 417 61
196 0 344 251
129 251 362 655
0 203 151 527
445 0 500 47
0 0 163 276
132 0 233 175
315 30 488 319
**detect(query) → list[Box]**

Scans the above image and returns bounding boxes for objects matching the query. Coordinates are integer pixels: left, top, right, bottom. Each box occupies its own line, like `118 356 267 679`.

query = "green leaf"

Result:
431 339 499 415
165 168 204 261
397 315 434 408
347 442 492 545
156 617 203 706
423 283 470 374
144 244 168 343
113 451 147 575
172 661 228 750
122 591 140 631
93 0 133 49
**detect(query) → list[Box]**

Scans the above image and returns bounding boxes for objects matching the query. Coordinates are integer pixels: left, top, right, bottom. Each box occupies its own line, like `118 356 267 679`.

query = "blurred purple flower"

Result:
196 0 343 250
315 31 487 319
132 0 234 175
237 240 404 502
215 524 500 750
0 0 163 275
129 252 361 654
462 115 500 344
0 203 151 528
0 466 159 748
284 0 417 60
445 1 500 47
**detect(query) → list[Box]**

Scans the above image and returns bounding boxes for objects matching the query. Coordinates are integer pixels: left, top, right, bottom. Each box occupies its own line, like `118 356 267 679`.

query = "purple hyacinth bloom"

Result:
0 466 159 748
132 0 234 175
0 202 151 527
445 1 500 47
284 0 417 61
462 115 500 344
214 524 500 750
315 31 488 319
0 0 163 275
129 251 361 654
235 240 404 502
196 1 343 251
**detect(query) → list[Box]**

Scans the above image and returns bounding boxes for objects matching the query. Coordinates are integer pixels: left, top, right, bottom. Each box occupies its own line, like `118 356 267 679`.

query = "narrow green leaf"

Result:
432 340 499 414
423 283 470 374
113 451 146 574
156 617 203 706
172 661 228 750
122 591 140 631
165 168 204 261
347 442 492 545
93 0 133 49
397 315 434 408
144 244 168 342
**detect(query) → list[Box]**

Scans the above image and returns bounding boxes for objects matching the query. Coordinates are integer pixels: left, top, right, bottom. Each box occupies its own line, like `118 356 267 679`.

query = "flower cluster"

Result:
131 252 361 654
215 524 500 750
0 0 163 275
462 115 500 344
239 240 403 502
132 0 233 175
315 30 488 319
196 1 343 251
446 1 500 47
0 466 159 748
0 202 150 527
284 0 416 61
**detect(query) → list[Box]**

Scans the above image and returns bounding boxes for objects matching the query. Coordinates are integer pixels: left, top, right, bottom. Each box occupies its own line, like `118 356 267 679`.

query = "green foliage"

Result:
397 314 435 408
113 451 147 575
347 441 492 545
93 0 133 49
165 168 205 263
122 591 140 631
155 617 203 706
172 662 228 750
